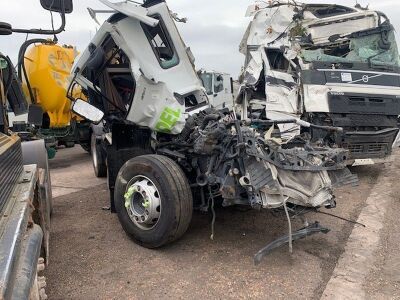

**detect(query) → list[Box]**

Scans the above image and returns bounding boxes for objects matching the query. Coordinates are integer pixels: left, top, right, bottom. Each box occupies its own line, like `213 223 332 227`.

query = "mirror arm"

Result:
12 0 67 35
11 12 66 35
66 72 79 102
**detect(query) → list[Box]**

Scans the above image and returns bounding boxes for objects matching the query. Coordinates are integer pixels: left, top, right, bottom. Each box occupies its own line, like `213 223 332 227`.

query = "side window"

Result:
83 36 135 114
199 72 213 95
306 5 356 19
141 16 179 69
214 74 224 93
266 48 290 71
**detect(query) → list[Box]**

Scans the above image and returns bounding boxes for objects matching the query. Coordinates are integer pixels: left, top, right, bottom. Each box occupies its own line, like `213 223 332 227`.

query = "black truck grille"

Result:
347 143 389 158
0 134 23 213
306 92 400 160
328 92 400 116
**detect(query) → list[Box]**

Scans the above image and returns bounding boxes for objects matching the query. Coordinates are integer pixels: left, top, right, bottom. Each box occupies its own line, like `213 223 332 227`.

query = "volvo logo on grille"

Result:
362 75 370 83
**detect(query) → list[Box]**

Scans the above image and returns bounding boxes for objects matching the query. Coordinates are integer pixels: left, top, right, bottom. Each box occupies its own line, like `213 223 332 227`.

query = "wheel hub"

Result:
124 176 161 230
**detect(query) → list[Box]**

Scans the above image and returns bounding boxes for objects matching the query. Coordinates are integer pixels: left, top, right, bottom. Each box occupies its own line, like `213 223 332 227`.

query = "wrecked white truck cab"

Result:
238 2 400 164
68 0 358 263
71 0 208 135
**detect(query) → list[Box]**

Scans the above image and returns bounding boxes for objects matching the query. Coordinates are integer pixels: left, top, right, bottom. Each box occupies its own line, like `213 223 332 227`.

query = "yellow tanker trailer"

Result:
17 41 90 157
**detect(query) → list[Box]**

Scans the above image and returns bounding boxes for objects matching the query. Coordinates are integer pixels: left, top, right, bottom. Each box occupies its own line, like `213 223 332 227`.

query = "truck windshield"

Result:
301 31 400 68
199 72 213 95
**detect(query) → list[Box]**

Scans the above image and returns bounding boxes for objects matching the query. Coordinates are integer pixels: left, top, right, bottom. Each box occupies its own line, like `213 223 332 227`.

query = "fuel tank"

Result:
23 43 78 128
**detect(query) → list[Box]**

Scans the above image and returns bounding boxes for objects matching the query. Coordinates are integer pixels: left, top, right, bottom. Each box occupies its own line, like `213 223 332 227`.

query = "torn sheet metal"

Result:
241 50 264 86
127 76 186 134
99 0 159 27
302 11 377 45
265 111 301 141
244 5 295 48
264 70 298 113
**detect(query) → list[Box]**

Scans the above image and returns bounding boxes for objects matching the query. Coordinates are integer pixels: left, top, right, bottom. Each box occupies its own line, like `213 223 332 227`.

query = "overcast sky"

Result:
0 0 399 78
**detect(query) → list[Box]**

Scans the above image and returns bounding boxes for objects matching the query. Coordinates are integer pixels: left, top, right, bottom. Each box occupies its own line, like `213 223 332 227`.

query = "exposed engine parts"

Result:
158 108 355 211
155 108 358 263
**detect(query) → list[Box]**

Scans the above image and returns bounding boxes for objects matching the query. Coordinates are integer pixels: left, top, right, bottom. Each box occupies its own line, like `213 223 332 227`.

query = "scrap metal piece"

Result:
328 168 359 188
246 158 275 192
254 222 330 265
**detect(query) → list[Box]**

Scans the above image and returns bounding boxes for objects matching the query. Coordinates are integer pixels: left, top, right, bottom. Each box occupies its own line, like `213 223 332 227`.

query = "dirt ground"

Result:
364 175 400 299
45 146 382 300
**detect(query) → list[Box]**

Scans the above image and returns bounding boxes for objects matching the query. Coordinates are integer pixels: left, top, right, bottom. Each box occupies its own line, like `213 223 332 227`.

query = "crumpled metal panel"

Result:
126 76 186 134
258 161 334 208
244 5 295 47
241 50 263 86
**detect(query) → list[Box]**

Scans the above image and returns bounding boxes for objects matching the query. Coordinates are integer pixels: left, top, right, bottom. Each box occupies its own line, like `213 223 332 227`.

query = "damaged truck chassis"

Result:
68 0 357 263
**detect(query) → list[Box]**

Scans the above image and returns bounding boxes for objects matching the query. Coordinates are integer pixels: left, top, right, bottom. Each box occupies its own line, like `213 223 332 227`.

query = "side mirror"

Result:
72 99 104 123
216 75 223 82
40 0 73 14
0 22 12 36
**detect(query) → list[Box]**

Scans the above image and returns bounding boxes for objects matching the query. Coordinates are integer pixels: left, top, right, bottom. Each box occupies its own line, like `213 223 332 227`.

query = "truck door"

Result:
211 73 234 109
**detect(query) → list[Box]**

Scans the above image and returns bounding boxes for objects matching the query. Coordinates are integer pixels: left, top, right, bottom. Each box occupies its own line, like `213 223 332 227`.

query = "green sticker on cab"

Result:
155 107 181 133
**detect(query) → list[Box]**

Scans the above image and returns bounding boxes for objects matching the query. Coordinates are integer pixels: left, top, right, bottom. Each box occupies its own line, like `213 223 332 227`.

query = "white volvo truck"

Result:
237 1 400 165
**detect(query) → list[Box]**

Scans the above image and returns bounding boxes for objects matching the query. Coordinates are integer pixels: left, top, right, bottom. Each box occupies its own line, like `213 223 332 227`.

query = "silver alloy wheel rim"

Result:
124 175 161 231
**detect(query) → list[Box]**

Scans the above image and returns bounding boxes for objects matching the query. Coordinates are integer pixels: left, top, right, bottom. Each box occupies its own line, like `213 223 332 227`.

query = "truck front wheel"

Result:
114 155 193 248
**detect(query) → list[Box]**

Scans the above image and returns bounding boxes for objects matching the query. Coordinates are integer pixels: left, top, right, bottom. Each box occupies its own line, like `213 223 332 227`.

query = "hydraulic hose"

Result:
200 114 220 130
17 39 54 103
0 54 13 96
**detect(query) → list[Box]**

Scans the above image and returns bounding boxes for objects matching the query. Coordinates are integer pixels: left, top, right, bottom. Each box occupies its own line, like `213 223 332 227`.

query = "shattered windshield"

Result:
301 31 400 68
199 72 213 95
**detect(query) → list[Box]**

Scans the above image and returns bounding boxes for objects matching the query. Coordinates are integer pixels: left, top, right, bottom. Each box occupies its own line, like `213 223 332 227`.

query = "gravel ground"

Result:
45 147 381 299
364 171 400 299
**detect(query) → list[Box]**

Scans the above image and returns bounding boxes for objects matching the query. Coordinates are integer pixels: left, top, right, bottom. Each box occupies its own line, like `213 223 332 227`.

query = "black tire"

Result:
80 143 91 153
65 141 75 148
114 155 193 248
91 133 107 178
